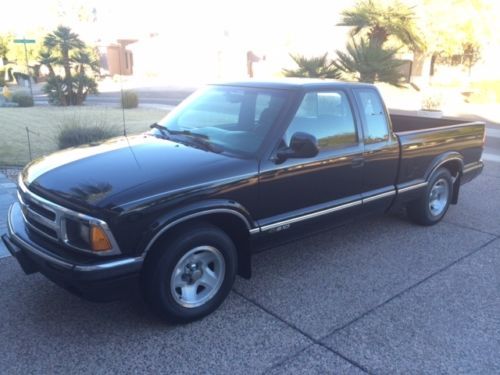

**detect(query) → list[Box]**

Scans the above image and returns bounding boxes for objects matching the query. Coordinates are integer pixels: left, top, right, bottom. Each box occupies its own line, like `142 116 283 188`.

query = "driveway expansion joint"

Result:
320 235 499 342
232 289 372 374
442 219 500 237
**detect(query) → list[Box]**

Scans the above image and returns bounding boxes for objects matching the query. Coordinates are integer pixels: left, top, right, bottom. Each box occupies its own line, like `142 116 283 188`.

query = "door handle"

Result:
351 157 365 168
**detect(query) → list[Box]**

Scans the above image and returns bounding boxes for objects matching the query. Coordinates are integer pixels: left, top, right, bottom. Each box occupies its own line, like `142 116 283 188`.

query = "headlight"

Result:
64 218 112 252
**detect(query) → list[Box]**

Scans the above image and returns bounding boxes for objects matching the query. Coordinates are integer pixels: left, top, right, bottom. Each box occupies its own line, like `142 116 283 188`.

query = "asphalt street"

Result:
34 89 194 108
1 93 500 373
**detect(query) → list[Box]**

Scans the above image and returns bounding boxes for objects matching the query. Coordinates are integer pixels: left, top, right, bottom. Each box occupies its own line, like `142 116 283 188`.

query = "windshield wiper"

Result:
150 123 171 138
150 123 209 139
149 123 221 153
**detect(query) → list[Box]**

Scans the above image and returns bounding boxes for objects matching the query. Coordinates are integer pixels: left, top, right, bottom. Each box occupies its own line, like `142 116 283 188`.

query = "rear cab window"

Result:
354 89 390 144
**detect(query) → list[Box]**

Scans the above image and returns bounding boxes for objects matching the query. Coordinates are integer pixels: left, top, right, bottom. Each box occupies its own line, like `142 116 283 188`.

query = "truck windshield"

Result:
156 86 289 157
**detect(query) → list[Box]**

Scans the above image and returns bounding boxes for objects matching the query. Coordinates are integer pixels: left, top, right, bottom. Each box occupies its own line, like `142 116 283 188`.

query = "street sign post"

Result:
13 38 35 100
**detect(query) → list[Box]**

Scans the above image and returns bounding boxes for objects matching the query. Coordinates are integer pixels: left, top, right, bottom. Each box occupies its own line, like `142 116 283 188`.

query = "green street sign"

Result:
13 39 36 44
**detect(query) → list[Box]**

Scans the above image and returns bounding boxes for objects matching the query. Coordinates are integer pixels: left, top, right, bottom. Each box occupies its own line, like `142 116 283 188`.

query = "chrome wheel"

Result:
428 178 449 217
170 246 225 308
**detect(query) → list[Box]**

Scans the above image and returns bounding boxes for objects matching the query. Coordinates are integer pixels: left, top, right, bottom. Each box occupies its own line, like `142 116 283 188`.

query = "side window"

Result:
285 91 357 150
355 89 389 143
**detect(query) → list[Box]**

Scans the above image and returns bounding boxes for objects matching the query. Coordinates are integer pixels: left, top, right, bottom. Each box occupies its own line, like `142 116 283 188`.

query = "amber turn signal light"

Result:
90 225 112 252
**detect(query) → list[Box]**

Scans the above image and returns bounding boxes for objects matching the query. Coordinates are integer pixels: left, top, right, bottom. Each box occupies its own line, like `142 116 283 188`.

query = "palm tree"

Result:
283 53 341 79
44 26 85 104
38 49 58 77
334 37 405 86
39 49 65 104
72 49 100 105
40 26 98 106
72 50 100 75
338 0 424 51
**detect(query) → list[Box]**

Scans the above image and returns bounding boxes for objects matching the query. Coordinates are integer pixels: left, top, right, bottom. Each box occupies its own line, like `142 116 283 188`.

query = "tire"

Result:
142 223 237 323
407 168 453 226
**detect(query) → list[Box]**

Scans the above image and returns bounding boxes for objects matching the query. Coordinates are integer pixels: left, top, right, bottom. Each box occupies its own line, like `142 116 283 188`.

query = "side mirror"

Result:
275 132 319 163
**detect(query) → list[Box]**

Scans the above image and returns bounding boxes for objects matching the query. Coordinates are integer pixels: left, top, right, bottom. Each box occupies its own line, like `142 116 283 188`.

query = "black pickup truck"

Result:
2 80 485 322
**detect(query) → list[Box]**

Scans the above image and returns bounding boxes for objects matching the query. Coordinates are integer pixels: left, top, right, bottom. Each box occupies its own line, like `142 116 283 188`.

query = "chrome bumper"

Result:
4 202 143 279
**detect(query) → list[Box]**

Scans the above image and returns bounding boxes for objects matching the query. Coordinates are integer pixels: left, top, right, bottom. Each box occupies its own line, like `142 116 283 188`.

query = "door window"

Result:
284 91 357 150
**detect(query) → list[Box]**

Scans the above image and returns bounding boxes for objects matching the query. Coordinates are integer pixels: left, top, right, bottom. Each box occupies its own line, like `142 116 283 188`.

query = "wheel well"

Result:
436 159 462 204
439 160 461 178
145 213 252 279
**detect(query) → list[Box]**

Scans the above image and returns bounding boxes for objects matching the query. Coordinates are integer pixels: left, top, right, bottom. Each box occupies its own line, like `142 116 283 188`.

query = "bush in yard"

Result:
57 114 121 149
11 90 34 107
121 90 139 109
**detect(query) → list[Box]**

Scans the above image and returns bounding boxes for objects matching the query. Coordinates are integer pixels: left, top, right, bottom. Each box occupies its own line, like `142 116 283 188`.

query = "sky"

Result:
0 0 353 52
2 0 499 81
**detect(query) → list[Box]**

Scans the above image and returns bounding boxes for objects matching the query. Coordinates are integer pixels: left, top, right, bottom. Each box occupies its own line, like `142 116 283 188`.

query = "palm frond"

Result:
334 37 405 87
283 53 341 79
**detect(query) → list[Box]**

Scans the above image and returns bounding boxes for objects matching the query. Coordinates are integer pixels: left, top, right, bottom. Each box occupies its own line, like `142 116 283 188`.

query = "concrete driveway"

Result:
0 162 499 374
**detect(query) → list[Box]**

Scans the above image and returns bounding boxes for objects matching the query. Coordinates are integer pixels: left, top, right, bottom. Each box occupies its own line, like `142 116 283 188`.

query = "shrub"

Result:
121 90 139 109
57 114 121 149
421 93 442 111
11 90 34 107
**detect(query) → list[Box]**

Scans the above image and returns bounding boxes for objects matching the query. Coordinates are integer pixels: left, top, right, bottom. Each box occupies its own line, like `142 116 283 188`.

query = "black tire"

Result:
407 167 453 226
142 222 237 323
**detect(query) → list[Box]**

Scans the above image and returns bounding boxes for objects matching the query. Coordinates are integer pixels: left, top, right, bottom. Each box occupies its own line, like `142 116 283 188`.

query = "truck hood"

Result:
22 134 257 210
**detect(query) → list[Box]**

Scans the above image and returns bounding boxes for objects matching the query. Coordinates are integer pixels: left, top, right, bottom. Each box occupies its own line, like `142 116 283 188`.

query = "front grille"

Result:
19 189 59 242
27 218 58 239
28 201 56 221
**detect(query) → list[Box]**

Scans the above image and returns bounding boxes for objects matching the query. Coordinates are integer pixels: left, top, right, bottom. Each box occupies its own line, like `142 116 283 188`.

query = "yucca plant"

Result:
334 37 405 86
282 53 341 79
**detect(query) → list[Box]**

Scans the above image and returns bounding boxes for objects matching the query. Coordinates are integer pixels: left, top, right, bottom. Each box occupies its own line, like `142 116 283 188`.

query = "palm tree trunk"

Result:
369 26 388 49
62 49 73 105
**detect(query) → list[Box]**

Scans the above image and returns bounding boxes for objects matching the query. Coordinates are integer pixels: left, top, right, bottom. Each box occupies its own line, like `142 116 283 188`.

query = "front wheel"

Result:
407 168 453 226
142 223 237 323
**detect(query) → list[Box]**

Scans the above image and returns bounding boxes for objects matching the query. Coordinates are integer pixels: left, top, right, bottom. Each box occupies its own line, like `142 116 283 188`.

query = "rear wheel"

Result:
142 223 237 323
407 168 453 226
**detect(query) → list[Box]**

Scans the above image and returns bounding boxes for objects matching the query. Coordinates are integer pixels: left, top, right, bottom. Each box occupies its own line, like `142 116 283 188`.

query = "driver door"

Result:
257 90 365 234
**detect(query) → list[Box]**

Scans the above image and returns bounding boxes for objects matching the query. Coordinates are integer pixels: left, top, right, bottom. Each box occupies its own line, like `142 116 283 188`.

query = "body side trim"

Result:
397 182 428 194
463 161 483 174
257 189 397 234
362 189 396 204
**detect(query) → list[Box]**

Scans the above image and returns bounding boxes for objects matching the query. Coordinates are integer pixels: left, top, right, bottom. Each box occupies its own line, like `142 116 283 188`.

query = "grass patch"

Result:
0 106 167 166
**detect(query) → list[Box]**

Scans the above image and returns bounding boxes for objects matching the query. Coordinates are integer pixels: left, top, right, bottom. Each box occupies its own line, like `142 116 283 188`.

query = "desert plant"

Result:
121 90 139 109
421 93 442 111
11 90 34 107
57 114 120 149
283 53 341 79
334 37 405 86
40 26 99 106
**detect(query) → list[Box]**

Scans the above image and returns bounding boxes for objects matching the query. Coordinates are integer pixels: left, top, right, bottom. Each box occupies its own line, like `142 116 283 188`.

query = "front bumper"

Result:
2 202 144 301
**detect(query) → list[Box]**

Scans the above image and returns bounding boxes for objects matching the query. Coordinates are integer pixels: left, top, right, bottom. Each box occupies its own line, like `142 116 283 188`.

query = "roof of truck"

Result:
215 78 377 91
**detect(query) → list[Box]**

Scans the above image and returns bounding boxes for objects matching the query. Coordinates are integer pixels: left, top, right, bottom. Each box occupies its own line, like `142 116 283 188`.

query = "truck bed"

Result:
390 114 485 191
390 114 473 133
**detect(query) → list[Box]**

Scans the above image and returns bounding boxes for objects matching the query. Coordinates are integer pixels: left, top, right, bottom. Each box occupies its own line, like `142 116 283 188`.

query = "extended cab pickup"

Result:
2 80 485 322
